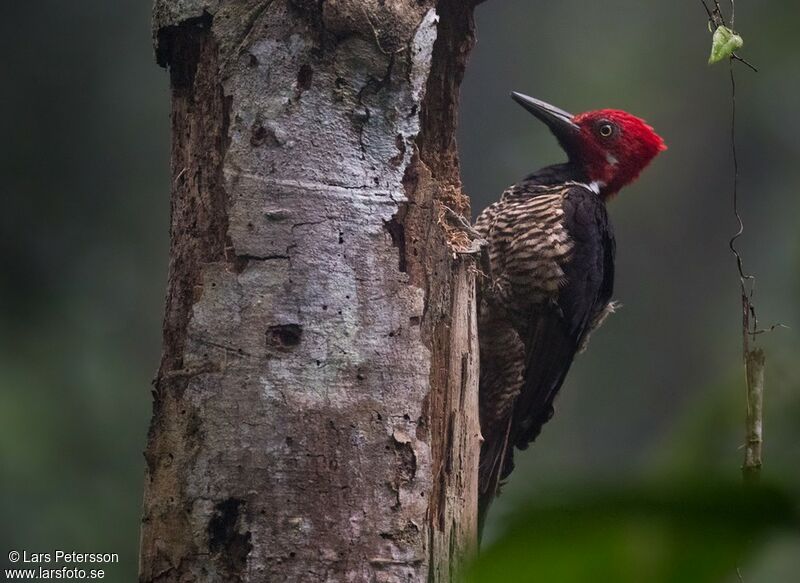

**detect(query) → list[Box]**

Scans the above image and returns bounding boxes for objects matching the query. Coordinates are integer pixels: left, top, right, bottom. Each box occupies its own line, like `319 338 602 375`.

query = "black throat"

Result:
524 162 589 188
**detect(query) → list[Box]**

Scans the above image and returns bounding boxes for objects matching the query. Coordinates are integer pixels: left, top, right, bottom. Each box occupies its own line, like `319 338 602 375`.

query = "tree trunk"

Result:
139 1 480 581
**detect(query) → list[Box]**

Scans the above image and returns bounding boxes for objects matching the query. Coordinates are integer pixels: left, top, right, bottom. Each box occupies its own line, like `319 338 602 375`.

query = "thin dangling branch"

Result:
699 0 768 484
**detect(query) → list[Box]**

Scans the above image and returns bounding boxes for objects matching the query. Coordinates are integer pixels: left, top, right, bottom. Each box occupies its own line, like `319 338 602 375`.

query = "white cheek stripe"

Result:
567 180 604 195
606 153 619 166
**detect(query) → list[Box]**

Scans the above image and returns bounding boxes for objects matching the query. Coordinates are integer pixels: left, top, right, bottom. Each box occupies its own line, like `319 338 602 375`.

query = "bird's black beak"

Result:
511 92 582 157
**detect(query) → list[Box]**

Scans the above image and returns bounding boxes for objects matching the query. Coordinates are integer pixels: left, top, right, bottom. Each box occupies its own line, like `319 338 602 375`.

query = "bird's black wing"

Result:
510 185 614 451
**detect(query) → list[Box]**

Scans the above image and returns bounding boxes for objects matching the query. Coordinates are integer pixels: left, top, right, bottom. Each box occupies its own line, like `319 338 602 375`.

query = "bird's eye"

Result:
599 123 614 138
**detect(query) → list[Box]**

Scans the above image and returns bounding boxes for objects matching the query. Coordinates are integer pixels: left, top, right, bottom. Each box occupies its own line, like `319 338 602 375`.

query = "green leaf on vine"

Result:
709 26 744 65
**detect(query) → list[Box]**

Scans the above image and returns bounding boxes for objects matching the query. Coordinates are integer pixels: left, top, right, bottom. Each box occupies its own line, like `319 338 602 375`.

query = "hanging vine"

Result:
699 0 772 484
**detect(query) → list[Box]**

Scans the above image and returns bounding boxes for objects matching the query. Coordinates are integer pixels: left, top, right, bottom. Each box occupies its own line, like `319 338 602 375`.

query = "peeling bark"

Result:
140 1 479 581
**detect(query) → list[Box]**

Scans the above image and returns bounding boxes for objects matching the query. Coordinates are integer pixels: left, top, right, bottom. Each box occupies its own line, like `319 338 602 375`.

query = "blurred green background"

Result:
1 0 797 581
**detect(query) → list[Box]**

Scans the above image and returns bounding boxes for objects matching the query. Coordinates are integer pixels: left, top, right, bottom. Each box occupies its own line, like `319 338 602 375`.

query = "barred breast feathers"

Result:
476 184 579 309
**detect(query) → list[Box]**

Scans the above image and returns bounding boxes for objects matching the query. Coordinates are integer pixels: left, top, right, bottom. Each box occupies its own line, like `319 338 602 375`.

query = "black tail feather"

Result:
477 421 515 543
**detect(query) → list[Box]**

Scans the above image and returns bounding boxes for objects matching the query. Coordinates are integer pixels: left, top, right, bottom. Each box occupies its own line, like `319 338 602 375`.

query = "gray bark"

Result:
139 1 480 581
743 347 765 483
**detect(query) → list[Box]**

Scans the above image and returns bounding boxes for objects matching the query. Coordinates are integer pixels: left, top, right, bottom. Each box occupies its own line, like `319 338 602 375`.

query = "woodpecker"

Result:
476 92 666 533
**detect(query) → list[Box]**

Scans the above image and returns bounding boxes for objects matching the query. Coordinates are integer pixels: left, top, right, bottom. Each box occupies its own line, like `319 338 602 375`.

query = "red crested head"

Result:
572 109 667 197
511 92 667 198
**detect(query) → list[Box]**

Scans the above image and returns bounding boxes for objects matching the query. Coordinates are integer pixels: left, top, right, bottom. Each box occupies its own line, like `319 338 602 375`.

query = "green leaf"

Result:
467 482 798 583
709 26 744 64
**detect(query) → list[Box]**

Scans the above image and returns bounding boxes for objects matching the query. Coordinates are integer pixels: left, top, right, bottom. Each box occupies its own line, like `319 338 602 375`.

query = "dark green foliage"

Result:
468 483 798 583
